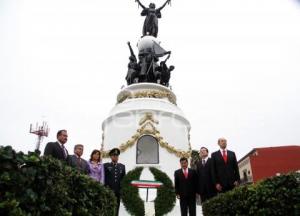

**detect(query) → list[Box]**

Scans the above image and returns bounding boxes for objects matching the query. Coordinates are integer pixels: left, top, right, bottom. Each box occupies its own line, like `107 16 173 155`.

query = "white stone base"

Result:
144 202 155 216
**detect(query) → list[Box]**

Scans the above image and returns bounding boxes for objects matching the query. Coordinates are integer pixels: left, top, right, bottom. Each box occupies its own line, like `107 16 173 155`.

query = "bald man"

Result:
211 138 240 193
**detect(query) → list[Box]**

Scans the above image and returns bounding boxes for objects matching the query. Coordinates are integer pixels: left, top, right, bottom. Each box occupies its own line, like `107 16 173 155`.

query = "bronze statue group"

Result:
44 130 240 216
125 0 175 87
126 41 174 87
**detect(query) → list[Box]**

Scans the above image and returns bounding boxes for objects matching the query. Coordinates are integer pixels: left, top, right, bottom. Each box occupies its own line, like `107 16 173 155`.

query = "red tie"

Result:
222 150 227 163
184 169 188 179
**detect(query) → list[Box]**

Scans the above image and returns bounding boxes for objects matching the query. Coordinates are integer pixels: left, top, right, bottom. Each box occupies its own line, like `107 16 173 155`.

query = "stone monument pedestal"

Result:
102 83 192 215
102 83 191 179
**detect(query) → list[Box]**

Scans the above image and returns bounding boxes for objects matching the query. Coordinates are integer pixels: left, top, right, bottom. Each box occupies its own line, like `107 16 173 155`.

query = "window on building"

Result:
136 135 159 164
243 170 248 182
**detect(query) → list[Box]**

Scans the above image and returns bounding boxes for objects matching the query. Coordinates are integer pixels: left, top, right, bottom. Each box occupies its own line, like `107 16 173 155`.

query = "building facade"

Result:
238 145 300 184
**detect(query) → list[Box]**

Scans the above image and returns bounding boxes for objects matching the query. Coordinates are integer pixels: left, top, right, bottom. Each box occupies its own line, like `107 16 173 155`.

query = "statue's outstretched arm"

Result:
127 42 137 61
157 0 170 11
135 0 146 9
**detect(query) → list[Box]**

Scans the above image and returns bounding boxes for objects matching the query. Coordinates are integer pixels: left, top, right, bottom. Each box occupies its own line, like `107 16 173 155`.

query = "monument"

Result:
102 1 192 214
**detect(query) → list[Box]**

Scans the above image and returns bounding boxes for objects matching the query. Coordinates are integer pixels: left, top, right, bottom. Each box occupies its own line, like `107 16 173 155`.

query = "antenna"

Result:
29 122 50 151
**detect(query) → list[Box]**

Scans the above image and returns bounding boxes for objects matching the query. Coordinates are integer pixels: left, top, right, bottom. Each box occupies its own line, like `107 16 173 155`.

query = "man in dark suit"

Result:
44 130 68 161
67 144 89 174
196 147 216 203
211 138 240 193
174 157 197 216
104 148 126 216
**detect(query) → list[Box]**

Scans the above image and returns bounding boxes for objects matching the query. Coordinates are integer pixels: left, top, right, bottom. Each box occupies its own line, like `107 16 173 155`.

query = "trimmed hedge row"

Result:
0 146 116 216
202 172 300 216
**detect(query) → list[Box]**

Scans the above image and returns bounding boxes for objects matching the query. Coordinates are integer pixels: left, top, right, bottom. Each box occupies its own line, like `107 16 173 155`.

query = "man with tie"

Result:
174 157 198 216
67 144 89 174
104 148 126 216
211 138 240 193
44 130 69 161
196 147 216 203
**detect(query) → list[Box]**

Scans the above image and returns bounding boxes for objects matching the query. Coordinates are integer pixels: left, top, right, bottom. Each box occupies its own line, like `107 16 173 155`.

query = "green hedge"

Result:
149 167 176 216
121 166 145 216
202 172 300 216
0 146 116 216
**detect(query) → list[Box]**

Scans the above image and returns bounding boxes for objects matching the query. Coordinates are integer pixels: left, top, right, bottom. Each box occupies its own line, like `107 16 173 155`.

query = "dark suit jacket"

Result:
174 168 197 198
196 158 216 199
104 162 126 196
44 141 68 161
67 155 89 174
211 150 240 190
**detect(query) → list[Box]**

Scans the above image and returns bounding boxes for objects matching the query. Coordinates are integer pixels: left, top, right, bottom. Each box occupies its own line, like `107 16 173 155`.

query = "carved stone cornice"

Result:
117 89 177 105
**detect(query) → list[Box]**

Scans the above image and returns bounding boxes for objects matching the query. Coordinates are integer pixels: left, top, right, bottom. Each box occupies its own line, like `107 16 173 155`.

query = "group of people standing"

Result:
43 130 125 216
174 138 240 216
44 130 240 216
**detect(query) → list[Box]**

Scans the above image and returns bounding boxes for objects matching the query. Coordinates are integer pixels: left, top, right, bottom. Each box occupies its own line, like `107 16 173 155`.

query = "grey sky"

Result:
1 0 300 160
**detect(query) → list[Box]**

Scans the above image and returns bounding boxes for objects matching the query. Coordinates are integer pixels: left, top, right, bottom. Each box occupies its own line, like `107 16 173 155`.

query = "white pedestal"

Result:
102 83 192 180
102 83 193 215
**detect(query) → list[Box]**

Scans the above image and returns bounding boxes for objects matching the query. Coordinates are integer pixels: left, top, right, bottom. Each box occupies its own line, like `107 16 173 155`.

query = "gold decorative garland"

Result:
139 112 159 125
117 89 177 105
102 113 190 158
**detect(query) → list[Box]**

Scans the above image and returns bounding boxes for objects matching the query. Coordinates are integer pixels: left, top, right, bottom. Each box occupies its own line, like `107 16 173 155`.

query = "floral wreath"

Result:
121 167 176 216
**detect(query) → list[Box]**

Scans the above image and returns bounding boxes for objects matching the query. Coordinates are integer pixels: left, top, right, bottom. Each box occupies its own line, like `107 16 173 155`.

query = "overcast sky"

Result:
1 0 300 160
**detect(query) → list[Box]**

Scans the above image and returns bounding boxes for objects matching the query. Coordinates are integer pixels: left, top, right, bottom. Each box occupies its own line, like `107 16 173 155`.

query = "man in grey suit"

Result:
67 144 89 174
44 130 69 161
